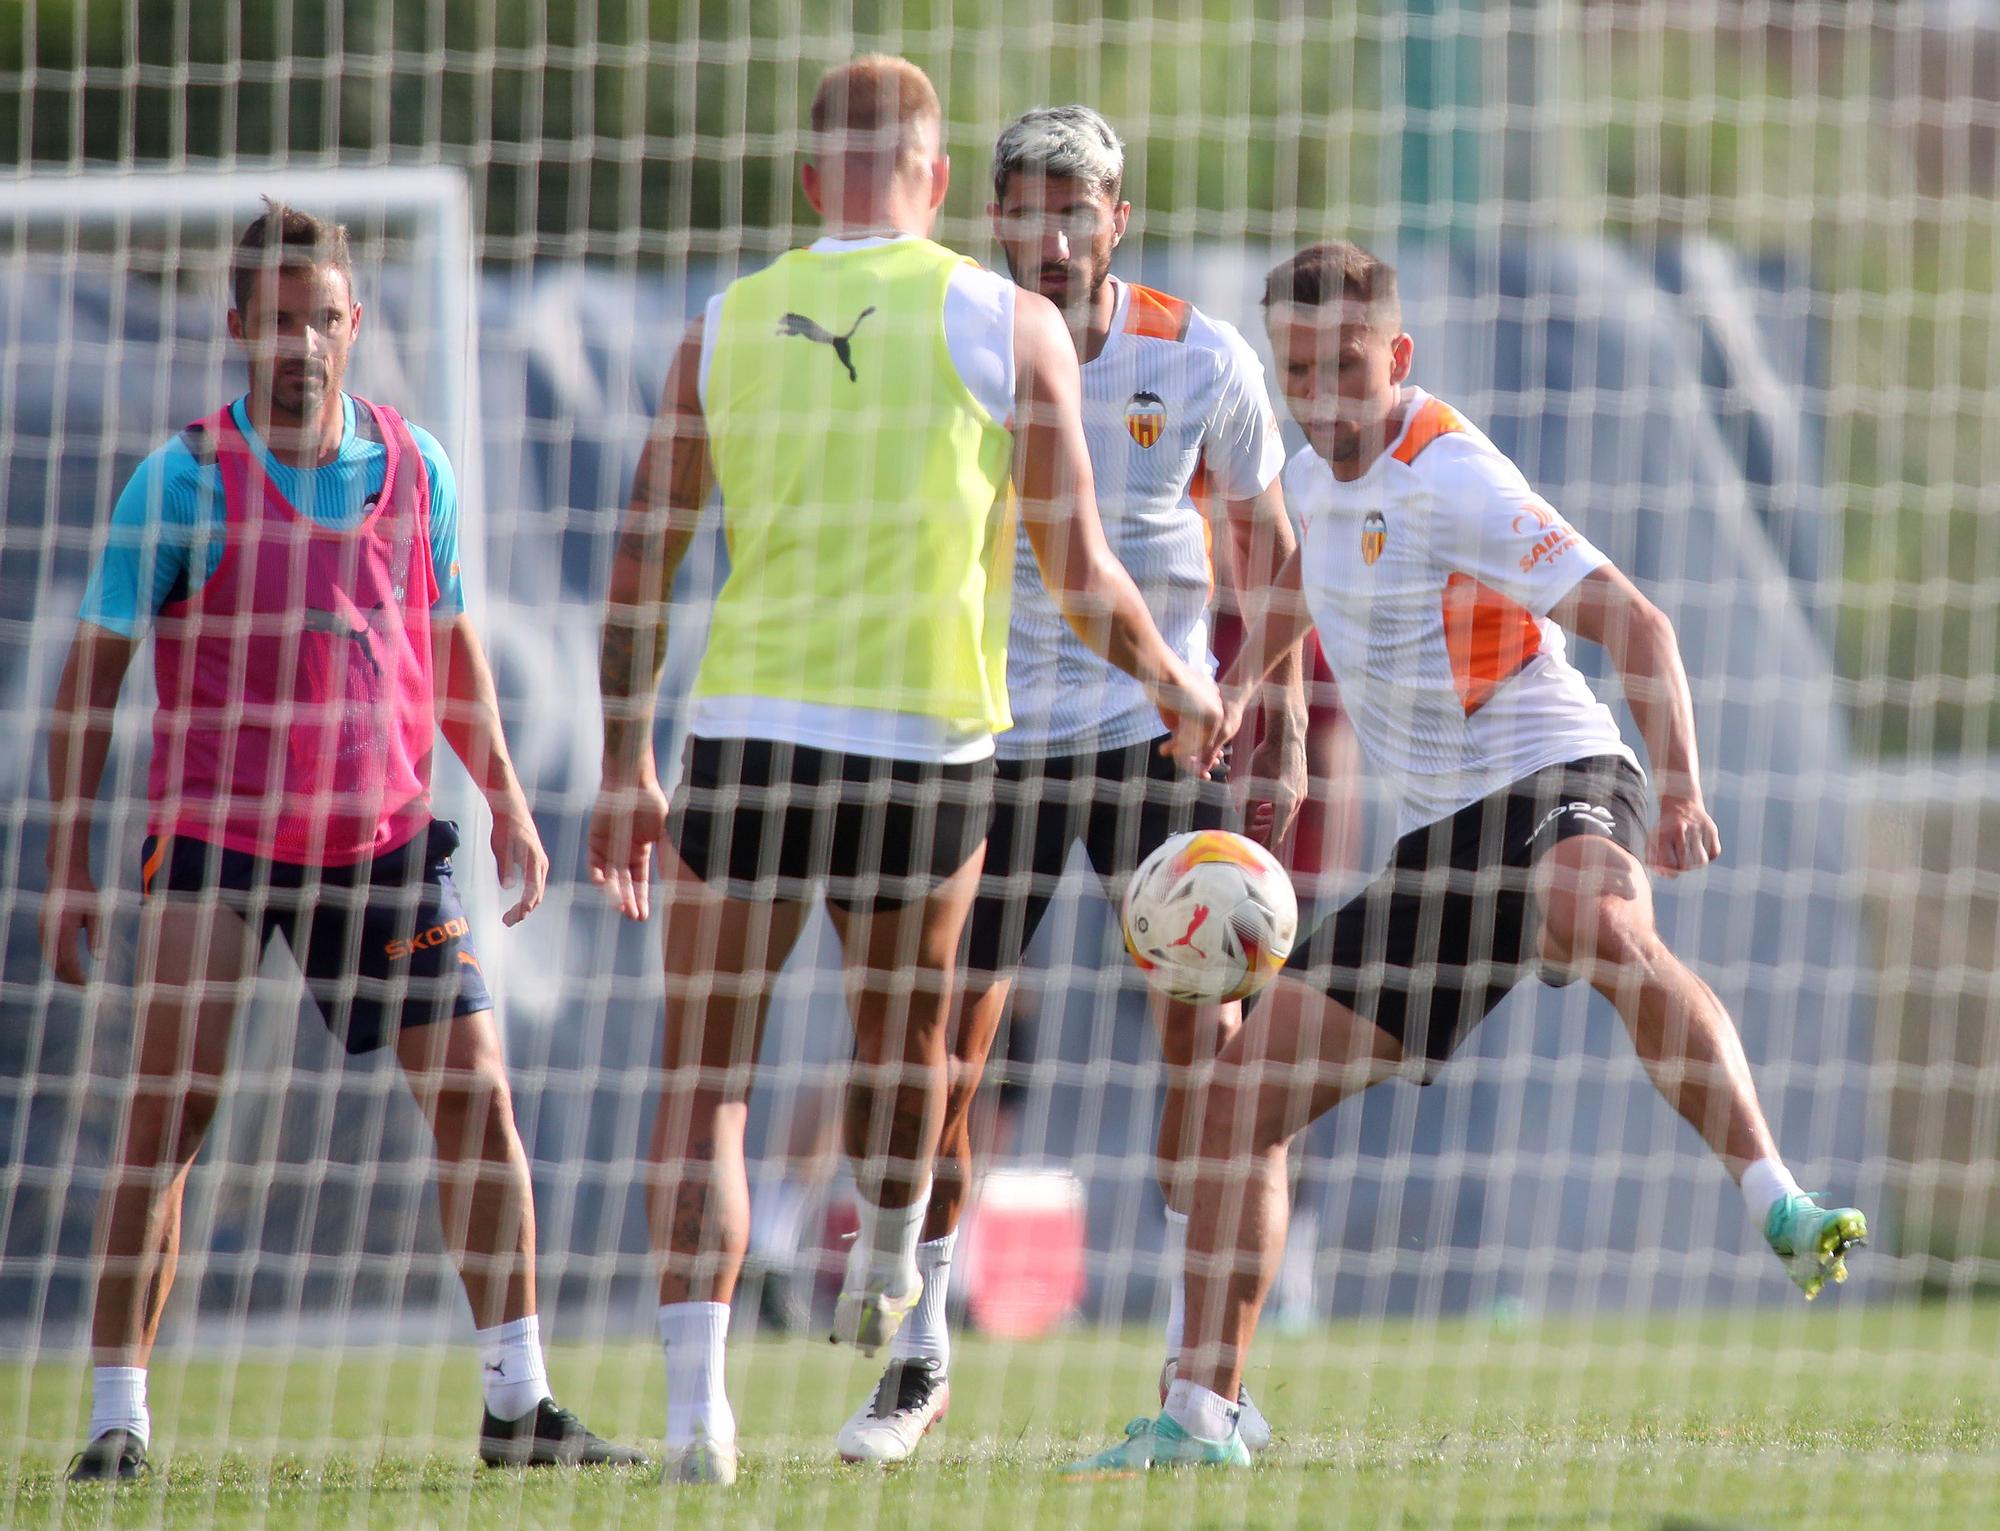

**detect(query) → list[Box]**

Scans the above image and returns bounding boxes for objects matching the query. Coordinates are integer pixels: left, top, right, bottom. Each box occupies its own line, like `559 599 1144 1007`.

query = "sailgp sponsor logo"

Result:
1515 500 1577 575
1510 498 1560 535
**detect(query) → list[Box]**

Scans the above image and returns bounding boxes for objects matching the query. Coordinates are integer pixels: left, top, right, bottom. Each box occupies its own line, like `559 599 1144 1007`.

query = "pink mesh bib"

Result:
148 399 438 865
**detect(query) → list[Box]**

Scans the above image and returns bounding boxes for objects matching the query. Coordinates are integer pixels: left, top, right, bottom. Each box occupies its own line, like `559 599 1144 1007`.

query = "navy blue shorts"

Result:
138 819 494 1054
1283 755 1649 1067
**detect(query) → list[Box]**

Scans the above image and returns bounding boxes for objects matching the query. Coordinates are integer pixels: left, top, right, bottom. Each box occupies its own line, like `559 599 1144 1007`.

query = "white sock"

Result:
1164 1375 1239 1443
845 1181 929 1300
1161 1209 1189 1361
89 1366 149 1448
889 1231 957 1372
475 1315 554 1423
748 1173 814 1264
1742 1157 1805 1227
658 1301 734 1449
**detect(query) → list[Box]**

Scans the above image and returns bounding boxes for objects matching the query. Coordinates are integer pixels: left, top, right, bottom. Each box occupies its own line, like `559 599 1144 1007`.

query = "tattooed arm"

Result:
589 317 713 921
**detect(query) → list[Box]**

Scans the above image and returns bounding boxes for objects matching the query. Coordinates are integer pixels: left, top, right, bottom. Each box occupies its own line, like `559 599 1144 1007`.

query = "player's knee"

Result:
430 1060 521 1155
1543 891 1661 985
123 1087 219 1168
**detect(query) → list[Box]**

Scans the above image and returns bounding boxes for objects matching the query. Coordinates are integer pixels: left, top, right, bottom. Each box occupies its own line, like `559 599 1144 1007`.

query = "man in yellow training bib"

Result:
590 54 1223 1485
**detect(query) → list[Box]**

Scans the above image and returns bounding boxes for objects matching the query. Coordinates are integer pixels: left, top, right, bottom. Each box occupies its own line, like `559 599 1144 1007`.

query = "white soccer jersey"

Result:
998 278 1287 759
1289 388 1639 835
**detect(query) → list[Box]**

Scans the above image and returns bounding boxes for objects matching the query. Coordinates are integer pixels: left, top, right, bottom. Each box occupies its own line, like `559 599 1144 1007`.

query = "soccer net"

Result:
0 3 1996 1526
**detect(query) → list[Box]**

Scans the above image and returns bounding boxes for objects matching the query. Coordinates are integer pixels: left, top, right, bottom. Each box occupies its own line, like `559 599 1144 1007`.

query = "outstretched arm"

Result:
1010 291 1223 772
590 317 712 920
41 621 137 982
433 613 547 926
1549 563 1720 877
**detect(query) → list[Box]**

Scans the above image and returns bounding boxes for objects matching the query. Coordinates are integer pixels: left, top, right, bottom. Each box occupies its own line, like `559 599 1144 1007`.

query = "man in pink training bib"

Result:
41 201 640 1480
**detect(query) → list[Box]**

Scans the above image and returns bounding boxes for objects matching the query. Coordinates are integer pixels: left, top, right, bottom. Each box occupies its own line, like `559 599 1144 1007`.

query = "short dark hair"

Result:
1262 240 1400 332
229 198 353 315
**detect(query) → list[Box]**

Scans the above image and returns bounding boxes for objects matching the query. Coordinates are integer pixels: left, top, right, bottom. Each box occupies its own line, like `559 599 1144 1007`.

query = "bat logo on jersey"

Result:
1126 390 1167 448
776 306 877 383
1361 509 1387 566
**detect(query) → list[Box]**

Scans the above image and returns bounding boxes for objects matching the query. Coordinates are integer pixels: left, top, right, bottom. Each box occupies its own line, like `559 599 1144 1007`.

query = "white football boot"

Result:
836 1356 950 1464
659 1429 738 1486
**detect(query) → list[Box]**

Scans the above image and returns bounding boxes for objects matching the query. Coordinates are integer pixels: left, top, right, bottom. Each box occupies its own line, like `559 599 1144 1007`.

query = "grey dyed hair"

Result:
991 105 1126 200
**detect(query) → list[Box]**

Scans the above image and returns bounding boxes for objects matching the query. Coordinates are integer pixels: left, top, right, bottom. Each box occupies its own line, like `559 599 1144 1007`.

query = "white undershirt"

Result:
691 234 1017 764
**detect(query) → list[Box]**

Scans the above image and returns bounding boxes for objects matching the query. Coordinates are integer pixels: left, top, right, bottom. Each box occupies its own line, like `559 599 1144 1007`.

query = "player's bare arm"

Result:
39 620 138 984
1221 480 1309 844
1009 288 1224 771
589 315 712 921
1548 562 1721 878
1212 545 1317 776
432 613 548 927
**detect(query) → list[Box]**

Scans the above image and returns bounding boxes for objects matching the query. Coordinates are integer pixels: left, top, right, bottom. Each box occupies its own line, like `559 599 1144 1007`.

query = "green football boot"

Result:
1764 1192 1867 1300
1060 1412 1252 1477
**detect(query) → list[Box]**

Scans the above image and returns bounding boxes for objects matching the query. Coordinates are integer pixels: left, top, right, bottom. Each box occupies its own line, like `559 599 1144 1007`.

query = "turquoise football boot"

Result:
1764 1192 1868 1300
1061 1412 1251 1476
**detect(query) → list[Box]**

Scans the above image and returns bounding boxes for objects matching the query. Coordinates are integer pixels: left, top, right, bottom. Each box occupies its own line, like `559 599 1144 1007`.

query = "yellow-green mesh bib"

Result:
697 239 1016 732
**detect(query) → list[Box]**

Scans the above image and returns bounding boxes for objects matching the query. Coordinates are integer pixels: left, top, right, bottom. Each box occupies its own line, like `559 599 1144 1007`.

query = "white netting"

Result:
0 4 1996 1527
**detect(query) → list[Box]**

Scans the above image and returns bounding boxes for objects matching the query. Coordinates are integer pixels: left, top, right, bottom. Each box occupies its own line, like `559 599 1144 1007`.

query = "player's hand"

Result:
1243 731 1308 849
588 773 670 922
39 857 101 986
1153 667 1228 778
489 792 549 927
1648 792 1721 878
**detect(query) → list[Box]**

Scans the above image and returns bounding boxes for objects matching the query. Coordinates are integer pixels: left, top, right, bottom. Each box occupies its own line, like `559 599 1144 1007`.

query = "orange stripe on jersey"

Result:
1441 572 1542 715
1124 284 1193 343
141 837 168 896
1391 396 1469 467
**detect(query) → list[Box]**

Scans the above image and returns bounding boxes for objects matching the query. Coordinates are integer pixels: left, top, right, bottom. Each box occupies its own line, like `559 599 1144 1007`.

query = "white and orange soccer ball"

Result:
1121 830 1299 1005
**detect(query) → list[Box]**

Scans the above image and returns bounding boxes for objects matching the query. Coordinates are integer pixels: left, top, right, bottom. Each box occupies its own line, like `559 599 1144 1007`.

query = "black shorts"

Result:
964 735 1233 975
138 820 493 1055
1282 755 1649 1067
667 736 994 913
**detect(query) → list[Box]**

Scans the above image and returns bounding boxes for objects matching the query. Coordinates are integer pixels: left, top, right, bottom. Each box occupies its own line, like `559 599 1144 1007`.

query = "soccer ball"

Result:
1121 830 1299 1005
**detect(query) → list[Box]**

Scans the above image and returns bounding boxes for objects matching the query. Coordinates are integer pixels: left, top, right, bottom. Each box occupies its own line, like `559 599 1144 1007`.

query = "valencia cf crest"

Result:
1126 390 1167 448
1361 509 1387 566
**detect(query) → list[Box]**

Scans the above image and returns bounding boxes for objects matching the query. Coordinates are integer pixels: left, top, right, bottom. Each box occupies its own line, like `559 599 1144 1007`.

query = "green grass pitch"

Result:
2 1304 1996 1529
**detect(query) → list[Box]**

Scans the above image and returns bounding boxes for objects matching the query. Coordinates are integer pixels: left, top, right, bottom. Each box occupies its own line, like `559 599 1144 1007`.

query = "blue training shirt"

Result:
80 393 464 637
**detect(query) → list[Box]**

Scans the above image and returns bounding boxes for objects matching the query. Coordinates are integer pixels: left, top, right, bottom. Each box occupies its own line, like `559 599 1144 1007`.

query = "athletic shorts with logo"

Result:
964 734 1233 975
1283 755 1649 1066
138 819 492 1054
668 735 994 914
